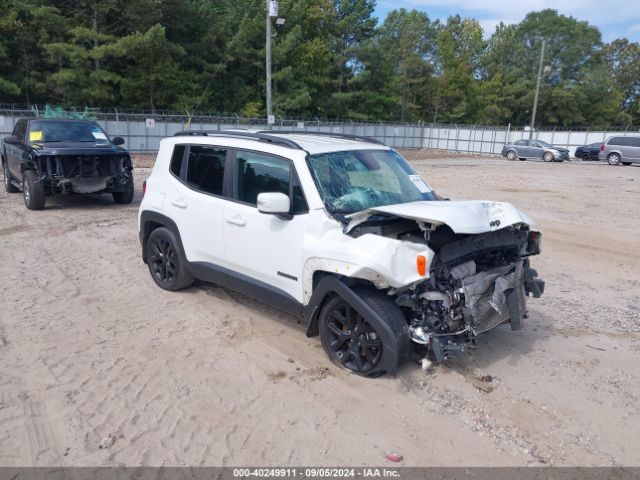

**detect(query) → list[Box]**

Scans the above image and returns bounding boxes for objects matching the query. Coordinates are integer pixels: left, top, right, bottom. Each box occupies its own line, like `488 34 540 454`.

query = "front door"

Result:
6 119 27 178
222 149 308 307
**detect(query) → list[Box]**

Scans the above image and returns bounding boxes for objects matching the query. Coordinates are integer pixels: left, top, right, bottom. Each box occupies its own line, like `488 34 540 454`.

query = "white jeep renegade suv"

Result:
138 131 544 376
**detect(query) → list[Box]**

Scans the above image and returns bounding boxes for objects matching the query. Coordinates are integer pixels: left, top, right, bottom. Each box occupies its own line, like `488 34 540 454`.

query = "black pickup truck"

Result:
1 118 133 210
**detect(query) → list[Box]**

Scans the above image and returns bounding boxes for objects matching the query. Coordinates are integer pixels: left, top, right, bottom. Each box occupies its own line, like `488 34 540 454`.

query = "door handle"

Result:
171 198 188 209
226 215 246 227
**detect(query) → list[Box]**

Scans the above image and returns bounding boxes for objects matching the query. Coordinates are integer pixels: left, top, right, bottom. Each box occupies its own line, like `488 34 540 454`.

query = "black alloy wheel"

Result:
149 235 177 286
320 297 383 375
146 227 194 291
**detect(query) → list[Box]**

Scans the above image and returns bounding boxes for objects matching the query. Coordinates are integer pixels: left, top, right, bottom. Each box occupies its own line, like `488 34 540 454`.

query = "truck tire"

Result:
22 170 46 210
113 177 134 204
146 227 194 291
3 162 19 193
319 286 408 377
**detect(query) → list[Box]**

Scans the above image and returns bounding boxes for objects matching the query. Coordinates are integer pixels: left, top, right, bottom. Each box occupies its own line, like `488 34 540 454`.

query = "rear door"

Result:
626 137 640 161
222 149 309 307
167 144 231 278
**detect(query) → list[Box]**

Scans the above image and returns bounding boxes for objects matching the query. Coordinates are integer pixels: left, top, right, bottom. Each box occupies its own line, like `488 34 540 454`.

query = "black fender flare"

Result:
139 210 186 264
304 275 410 375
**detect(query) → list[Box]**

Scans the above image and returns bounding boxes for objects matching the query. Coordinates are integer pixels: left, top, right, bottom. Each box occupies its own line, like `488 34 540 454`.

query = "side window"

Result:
185 145 227 196
12 120 26 141
609 137 623 146
235 150 308 213
515 140 526 146
629 137 640 147
236 150 290 205
170 144 186 178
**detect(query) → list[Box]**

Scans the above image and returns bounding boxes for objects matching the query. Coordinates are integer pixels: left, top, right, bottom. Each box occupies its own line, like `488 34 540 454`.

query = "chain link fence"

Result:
1 105 638 156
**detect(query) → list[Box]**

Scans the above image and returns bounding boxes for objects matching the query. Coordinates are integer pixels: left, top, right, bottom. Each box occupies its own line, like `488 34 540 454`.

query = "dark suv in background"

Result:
599 136 640 166
2 118 134 210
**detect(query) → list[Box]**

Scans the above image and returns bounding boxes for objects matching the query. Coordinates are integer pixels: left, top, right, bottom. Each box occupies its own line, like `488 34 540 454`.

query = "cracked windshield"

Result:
307 149 436 214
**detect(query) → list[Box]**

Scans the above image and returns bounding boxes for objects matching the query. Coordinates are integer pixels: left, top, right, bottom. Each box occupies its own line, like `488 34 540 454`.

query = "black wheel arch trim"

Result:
139 210 186 266
304 275 410 375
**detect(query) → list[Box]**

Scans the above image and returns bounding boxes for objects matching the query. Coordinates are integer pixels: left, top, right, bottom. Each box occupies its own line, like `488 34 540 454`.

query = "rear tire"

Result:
22 170 46 210
607 153 621 166
146 227 194 291
319 286 408 377
3 162 19 193
113 176 134 204
506 150 517 161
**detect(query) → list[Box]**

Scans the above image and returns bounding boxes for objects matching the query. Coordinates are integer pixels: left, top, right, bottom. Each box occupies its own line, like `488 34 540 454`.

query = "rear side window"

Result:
515 140 527 146
170 145 186 177
186 146 227 196
609 137 624 146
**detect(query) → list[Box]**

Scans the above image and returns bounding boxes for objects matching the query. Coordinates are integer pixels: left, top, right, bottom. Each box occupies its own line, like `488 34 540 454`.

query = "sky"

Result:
375 0 640 42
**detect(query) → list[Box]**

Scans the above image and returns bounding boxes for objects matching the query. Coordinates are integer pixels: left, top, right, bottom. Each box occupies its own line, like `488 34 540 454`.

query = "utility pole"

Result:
265 0 274 128
530 39 546 139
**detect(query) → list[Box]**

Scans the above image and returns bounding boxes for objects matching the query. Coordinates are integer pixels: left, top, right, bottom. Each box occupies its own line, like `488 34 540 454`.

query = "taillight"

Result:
142 180 147 196
527 231 542 254
600 144 605 152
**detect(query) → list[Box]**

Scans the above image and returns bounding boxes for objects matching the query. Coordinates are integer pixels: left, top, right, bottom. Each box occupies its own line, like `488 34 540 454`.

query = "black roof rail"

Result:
256 130 386 146
173 130 304 150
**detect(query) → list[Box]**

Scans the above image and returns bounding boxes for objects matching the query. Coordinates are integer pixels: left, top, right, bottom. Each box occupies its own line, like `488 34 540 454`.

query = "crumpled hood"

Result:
345 200 534 234
31 142 126 156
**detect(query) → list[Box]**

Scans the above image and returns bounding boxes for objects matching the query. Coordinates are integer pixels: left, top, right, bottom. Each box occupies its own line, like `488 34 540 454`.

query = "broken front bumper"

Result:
461 261 544 335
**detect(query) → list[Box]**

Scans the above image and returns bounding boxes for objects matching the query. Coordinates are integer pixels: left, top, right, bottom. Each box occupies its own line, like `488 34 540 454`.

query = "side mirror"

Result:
257 192 291 218
112 136 125 146
3 135 19 144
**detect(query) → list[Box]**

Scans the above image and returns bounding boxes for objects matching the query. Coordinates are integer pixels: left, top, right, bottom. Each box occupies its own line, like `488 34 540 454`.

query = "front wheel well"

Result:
305 271 384 337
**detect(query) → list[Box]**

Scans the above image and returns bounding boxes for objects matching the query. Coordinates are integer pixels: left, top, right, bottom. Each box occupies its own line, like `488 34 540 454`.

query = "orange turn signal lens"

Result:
417 255 427 276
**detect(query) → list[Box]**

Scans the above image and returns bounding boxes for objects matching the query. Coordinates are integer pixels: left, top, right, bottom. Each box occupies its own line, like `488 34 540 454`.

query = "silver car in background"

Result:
599 136 640 166
502 139 570 162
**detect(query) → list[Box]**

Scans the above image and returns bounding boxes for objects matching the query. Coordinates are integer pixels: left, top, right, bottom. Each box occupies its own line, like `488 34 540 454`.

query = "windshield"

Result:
307 149 436 214
28 120 110 144
536 140 552 147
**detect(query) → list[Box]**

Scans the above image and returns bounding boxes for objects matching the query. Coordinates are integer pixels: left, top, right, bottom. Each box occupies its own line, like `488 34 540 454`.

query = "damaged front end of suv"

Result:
345 201 545 363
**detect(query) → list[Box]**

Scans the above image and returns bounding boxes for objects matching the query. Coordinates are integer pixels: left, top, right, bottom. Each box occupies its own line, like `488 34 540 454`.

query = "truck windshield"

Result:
307 149 435 214
29 120 110 144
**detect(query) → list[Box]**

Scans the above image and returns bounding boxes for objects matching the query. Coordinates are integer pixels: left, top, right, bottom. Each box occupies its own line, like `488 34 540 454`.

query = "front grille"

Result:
44 156 121 178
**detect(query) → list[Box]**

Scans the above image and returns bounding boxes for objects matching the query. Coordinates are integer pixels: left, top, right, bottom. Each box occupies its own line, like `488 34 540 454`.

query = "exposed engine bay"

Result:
348 214 545 362
36 154 133 194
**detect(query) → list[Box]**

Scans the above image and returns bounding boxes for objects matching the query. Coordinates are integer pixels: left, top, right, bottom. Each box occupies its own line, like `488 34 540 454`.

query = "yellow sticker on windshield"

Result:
29 131 43 142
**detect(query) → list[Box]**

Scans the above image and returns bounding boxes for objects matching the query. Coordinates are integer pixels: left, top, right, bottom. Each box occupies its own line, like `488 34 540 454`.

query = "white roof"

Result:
219 129 389 155
266 133 389 155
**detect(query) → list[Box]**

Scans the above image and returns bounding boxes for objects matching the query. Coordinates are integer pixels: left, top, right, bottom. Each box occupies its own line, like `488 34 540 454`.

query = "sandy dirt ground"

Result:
0 153 639 467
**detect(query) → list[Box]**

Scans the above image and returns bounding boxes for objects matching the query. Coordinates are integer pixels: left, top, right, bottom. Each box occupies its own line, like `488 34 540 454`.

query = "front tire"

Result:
113 176 134 204
543 151 554 162
318 287 407 377
3 162 19 193
146 227 194 291
22 170 46 210
506 150 517 161
607 153 621 166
